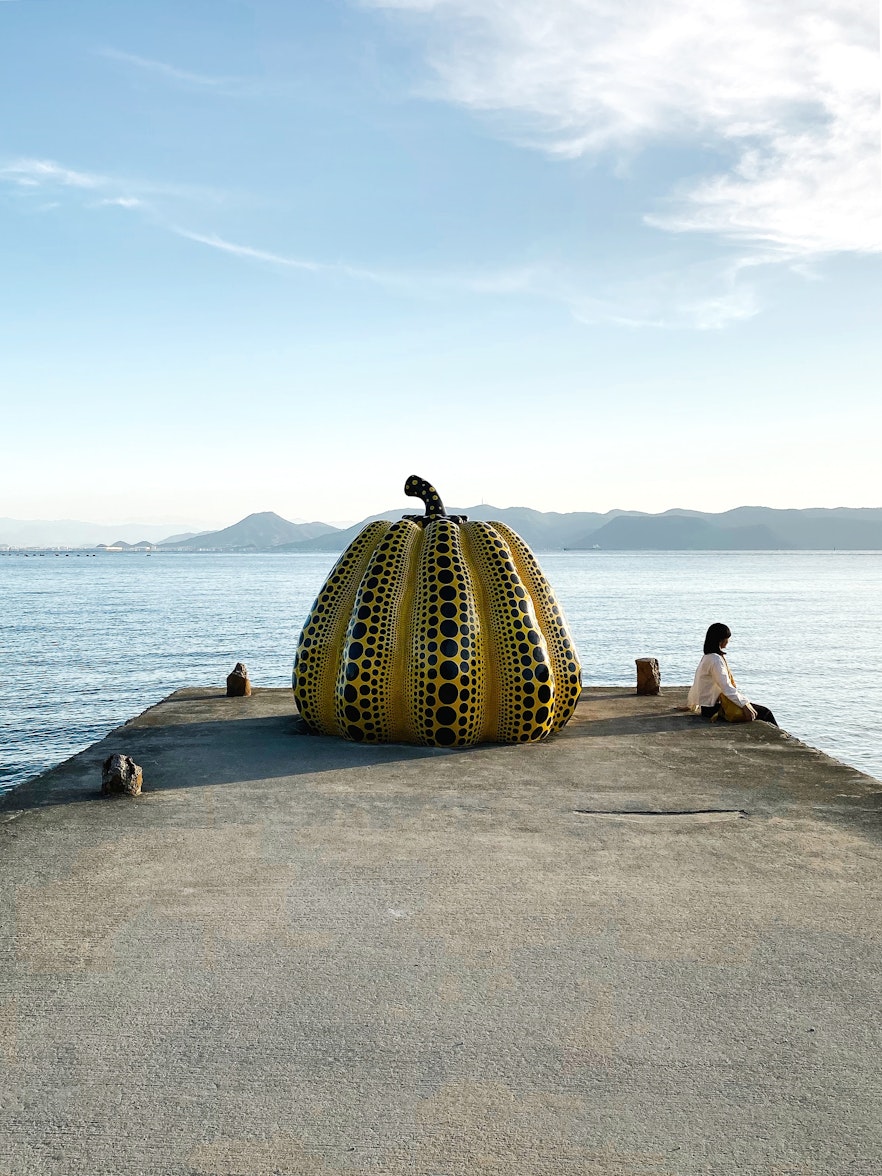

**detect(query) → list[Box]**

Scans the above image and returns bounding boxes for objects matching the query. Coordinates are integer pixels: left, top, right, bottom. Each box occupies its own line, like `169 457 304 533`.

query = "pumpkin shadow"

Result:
1 714 461 813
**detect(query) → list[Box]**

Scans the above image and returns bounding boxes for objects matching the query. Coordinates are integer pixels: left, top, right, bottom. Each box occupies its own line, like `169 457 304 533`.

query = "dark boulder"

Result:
226 662 252 697
101 753 143 797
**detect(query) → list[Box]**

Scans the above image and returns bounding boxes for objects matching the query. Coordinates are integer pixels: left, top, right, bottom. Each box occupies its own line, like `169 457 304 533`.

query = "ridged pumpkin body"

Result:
293 506 582 747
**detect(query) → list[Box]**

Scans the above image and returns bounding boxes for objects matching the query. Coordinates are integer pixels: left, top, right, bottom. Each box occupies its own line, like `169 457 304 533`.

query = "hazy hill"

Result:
708 507 882 550
160 512 339 550
0 518 207 548
6 505 882 553
280 504 882 553
573 507 882 550
277 505 637 553
582 515 788 550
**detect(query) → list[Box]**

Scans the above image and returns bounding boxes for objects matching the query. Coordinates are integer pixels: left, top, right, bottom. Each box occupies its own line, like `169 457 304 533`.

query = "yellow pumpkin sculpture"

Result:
293 476 582 747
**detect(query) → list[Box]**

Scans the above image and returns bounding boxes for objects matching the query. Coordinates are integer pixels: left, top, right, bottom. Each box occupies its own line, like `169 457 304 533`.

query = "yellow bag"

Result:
716 694 751 723
713 656 753 722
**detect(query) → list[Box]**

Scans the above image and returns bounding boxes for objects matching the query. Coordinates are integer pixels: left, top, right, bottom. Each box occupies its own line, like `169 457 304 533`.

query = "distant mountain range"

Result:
4 506 882 551
276 504 882 553
0 517 211 548
160 512 336 550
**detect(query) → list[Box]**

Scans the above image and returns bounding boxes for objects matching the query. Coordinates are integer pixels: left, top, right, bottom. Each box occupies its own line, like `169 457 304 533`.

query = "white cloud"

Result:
97 48 237 89
1 159 104 189
0 164 765 330
174 228 377 280
176 225 749 327
566 258 763 330
369 0 882 257
96 196 143 209
174 226 539 292
0 156 228 208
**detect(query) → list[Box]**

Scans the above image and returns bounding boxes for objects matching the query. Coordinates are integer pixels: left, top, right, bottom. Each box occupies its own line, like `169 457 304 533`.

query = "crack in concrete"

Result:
574 808 748 818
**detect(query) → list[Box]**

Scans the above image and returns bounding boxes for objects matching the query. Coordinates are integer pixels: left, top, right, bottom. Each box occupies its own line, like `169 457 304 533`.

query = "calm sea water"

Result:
1 549 880 794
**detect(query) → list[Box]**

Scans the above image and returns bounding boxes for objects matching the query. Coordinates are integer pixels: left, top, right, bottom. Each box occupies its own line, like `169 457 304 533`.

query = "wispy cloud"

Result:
0 156 229 207
565 257 764 330
176 226 747 327
96 196 143 209
1 159 104 189
2 157 754 330
174 228 390 282
97 47 239 89
175 227 536 292
368 0 882 258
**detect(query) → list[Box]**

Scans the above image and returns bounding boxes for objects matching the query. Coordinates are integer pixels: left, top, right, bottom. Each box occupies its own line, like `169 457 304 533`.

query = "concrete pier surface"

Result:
2 687 881 1176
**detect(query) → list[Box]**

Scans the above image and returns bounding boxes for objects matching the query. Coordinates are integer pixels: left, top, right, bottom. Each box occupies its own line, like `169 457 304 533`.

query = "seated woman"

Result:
687 622 778 725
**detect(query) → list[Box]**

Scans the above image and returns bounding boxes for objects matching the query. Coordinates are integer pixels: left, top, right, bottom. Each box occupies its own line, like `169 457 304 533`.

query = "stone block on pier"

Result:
635 657 661 695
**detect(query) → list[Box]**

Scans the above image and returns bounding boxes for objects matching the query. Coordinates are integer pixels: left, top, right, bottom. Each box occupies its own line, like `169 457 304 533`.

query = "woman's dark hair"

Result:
704 622 731 655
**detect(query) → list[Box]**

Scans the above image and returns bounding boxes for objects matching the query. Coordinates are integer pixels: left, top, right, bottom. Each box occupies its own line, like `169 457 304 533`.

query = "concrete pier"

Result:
2 688 881 1175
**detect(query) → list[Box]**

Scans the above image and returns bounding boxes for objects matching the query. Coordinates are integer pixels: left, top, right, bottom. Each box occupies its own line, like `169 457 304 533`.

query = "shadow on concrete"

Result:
5 703 872 823
568 712 696 738
0 708 768 816
0 715 459 813
3 710 696 813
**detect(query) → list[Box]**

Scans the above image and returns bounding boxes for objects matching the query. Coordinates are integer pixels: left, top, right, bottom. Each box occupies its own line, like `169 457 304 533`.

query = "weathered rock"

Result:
635 657 661 695
101 753 143 797
226 662 252 697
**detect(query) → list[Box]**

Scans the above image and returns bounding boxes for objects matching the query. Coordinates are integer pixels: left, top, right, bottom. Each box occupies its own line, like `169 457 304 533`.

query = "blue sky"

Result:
1 0 879 527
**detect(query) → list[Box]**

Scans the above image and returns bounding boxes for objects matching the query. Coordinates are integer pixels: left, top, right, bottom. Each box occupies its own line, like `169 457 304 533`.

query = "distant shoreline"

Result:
4 546 882 556
5 503 882 554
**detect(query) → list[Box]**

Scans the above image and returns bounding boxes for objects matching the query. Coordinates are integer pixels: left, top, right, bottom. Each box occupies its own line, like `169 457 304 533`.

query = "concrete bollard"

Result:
226 662 252 697
101 753 144 797
635 658 660 695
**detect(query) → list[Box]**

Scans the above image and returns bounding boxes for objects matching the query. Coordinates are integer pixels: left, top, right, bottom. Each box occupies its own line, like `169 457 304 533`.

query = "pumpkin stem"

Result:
404 475 446 519
403 475 468 525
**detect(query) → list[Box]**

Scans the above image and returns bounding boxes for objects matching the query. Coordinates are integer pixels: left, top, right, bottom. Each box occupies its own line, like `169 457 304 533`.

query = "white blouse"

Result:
687 652 750 712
